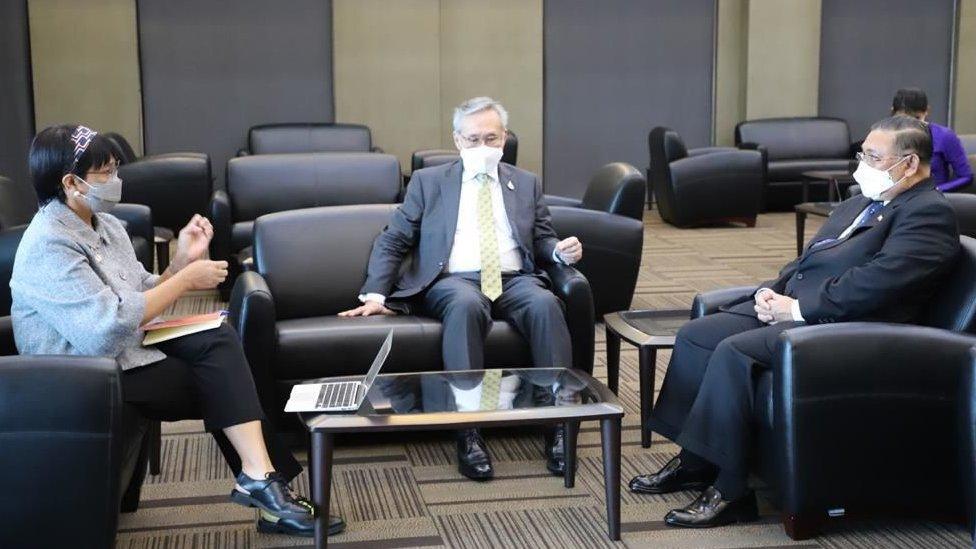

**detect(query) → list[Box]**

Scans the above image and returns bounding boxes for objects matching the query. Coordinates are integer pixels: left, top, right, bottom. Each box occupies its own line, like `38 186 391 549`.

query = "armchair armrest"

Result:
691 285 757 319
687 146 739 157
542 194 583 208
111 203 153 245
227 271 279 417
209 189 232 263
773 324 976 519
544 262 595 374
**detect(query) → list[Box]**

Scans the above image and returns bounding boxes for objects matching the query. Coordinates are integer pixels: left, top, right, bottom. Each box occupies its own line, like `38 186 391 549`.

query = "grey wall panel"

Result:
819 0 954 139
544 0 715 198
0 0 34 186
138 0 333 186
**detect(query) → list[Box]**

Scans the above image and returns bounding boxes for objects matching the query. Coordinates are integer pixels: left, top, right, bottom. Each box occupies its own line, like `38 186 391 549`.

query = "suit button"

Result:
438 261 445 267
796 273 804 280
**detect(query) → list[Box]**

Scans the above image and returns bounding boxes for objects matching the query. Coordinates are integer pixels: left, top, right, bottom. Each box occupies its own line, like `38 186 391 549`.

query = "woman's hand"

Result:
176 259 228 290
171 214 214 272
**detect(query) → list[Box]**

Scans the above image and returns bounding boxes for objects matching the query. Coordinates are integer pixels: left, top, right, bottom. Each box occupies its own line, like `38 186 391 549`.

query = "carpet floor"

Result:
115 210 973 548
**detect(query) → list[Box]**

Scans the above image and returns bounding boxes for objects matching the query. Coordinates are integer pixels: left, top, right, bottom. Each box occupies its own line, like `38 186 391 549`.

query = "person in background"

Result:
11 125 344 538
891 87 973 192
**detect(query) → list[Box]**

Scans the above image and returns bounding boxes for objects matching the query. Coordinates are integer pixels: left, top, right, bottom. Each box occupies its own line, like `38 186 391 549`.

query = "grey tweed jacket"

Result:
10 200 165 370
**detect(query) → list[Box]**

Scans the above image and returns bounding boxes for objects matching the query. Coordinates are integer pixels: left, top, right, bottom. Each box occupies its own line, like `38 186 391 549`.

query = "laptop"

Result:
307 330 393 413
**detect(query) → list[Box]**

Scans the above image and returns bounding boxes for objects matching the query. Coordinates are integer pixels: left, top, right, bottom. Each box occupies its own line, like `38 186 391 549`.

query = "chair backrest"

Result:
248 123 373 154
959 134 976 156
0 176 38 230
945 193 976 238
119 152 213 233
735 117 851 161
0 226 26 318
254 204 398 319
580 162 646 220
924 235 976 332
102 132 139 164
227 152 401 223
502 129 518 166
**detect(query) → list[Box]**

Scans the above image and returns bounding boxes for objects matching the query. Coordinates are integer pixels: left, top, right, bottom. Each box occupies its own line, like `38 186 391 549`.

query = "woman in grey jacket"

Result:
10 125 344 537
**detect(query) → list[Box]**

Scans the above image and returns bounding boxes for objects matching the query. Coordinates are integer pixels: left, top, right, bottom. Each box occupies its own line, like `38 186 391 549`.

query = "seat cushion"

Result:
767 159 852 182
274 314 533 379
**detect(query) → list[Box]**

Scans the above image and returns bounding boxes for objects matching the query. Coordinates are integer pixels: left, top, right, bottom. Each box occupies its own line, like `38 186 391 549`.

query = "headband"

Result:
69 125 98 169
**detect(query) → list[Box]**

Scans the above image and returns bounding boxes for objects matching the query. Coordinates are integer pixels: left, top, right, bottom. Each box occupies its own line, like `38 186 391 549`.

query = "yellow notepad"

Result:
142 311 227 346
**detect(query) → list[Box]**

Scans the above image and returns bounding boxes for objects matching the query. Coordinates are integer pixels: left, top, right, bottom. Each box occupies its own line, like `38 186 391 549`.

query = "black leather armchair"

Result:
410 130 519 174
946 193 976 238
648 127 763 228
228 204 595 429
0 226 150 548
544 163 646 316
689 235 976 539
213 153 402 293
239 123 381 155
735 117 859 210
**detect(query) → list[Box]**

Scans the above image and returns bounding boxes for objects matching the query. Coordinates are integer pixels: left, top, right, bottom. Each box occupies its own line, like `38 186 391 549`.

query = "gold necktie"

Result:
477 173 502 300
479 369 502 411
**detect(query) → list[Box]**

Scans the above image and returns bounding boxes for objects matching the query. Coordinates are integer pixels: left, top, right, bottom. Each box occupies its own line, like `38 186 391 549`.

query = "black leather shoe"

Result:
256 509 345 537
544 426 566 476
628 456 717 494
230 471 314 520
457 429 493 481
664 486 758 528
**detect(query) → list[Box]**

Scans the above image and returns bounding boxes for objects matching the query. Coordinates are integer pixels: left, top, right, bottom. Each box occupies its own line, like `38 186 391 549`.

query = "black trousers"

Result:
122 323 302 481
417 272 573 379
649 311 803 474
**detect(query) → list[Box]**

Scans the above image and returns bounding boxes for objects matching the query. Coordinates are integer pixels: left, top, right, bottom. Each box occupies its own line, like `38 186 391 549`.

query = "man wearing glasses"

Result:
340 97 582 482
628 115 960 528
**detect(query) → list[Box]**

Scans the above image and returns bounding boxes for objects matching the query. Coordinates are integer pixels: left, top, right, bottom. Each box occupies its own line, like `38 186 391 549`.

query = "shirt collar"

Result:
41 199 105 247
461 166 499 184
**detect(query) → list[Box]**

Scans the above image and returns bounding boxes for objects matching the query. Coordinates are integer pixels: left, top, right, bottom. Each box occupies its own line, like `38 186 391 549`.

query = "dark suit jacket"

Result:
726 179 959 324
360 160 560 299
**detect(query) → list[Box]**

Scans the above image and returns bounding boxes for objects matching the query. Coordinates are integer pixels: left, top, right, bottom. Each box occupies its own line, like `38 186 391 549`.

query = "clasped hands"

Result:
753 288 796 324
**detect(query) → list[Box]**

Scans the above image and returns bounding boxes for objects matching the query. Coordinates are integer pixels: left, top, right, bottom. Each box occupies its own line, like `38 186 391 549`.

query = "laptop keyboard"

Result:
317 381 358 409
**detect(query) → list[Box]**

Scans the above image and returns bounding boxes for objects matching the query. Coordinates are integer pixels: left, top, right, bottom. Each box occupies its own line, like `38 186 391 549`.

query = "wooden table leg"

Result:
638 346 656 448
605 324 621 395
795 210 807 256
312 431 335 548
600 417 621 541
564 420 579 489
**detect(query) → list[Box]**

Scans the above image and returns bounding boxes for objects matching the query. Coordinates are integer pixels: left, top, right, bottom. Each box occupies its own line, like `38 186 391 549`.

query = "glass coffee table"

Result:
604 309 690 448
298 367 624 547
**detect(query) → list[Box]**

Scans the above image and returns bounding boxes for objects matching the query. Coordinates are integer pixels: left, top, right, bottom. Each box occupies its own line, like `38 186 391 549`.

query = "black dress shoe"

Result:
628 456 717 494
457 429 493 481
664 486 758 528
544 426 566 476
230 471 315 520
256 509 345 537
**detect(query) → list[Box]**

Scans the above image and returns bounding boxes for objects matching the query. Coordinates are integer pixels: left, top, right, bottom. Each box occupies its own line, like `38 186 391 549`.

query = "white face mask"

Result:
458 145 503 176
73 173 123 213
852 155 908 201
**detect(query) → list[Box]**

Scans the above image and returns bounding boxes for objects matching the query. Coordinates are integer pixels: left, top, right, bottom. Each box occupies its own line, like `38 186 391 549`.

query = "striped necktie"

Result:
477 173 503 300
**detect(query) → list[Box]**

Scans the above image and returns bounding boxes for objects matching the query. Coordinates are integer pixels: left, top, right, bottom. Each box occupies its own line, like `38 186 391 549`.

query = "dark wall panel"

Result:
544 0 715 197
138 0 333 186
0 0 34 186
819 0 954 138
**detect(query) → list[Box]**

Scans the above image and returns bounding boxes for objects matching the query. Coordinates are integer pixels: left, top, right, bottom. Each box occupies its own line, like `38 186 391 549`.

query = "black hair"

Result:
891 88 928 116
28 124 117 206
869 114 933 164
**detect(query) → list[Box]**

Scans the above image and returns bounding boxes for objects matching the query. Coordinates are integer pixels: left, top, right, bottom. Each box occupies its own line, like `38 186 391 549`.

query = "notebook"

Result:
142 311 227 346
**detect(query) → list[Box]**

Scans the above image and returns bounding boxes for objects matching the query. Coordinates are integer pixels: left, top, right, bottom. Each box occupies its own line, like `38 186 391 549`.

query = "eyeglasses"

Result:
88 161 121 178
458 133 504 148
855 151 907 168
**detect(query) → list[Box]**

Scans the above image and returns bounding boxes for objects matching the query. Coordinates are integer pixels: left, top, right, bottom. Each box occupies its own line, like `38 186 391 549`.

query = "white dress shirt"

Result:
447 166 522 274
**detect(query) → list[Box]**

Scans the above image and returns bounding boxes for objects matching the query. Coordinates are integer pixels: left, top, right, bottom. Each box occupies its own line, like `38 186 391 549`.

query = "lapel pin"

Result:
877 215 883 221
507 180 515 191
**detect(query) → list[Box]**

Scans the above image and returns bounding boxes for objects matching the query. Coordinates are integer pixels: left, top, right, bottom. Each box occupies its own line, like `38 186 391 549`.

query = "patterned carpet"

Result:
115 211 974 548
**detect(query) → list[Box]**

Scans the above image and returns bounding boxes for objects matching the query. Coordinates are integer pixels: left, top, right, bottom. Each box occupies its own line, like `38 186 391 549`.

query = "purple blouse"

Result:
929 122 973 192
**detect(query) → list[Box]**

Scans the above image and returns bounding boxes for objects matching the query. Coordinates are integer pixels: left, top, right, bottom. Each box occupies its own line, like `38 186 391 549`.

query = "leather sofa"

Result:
228 204 594 428
0 225 150 548
543 162 646 316
735 117 859 210
239 123 381 155
212 153 402 292
410 130 519 174
689 234 976 539
946 193 976 238
648 127 764 228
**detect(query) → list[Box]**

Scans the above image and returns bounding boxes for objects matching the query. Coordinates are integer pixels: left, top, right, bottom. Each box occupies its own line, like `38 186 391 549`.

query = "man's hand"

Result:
171 214 213 272
338 300 395 317
754 290 795 324
555 236 582 264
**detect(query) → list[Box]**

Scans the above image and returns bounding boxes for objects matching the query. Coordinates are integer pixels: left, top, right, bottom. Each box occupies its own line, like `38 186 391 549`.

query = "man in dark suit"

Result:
628 115 960 527
339 97 583 481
